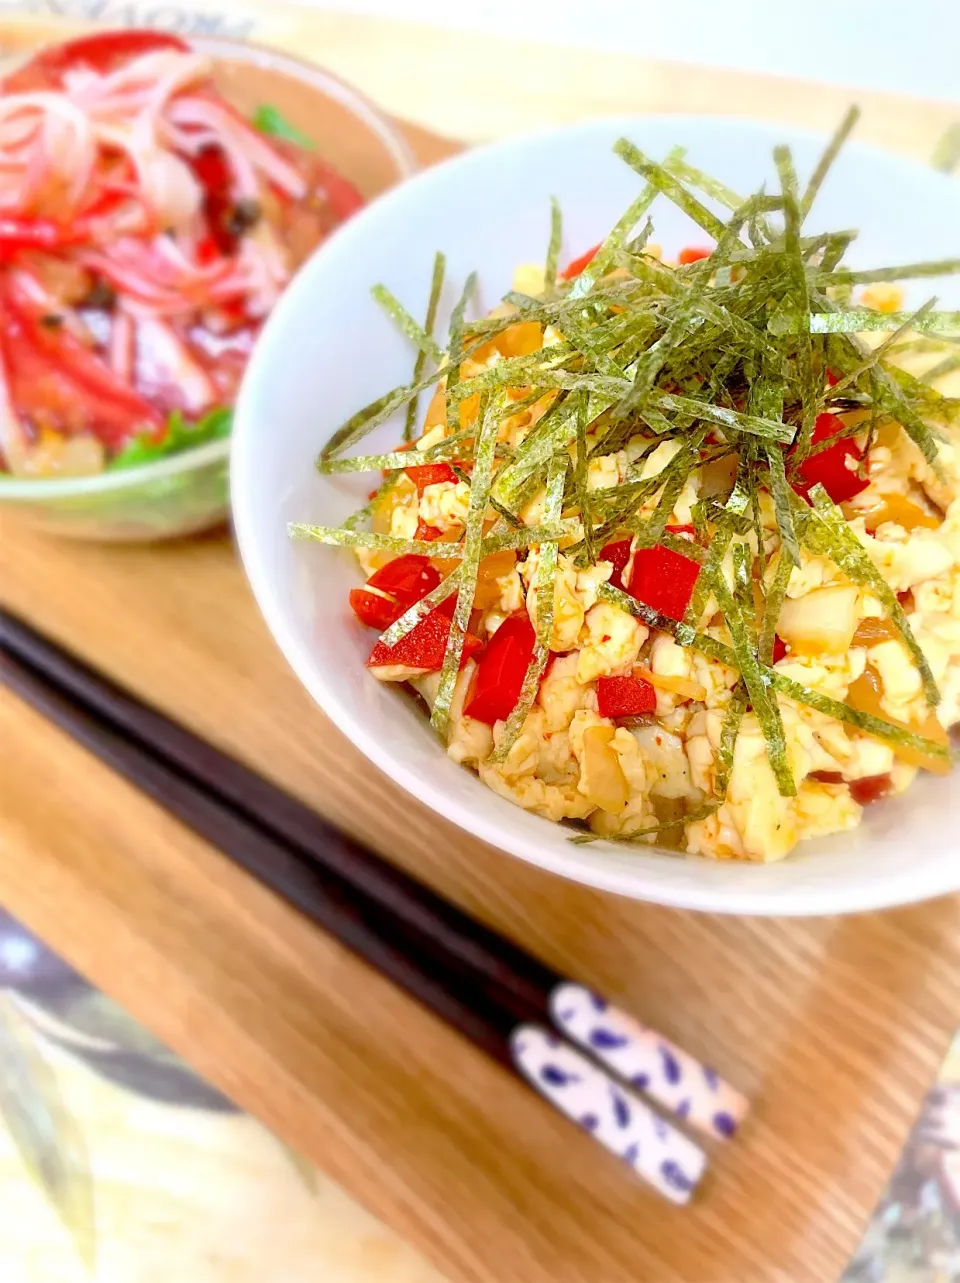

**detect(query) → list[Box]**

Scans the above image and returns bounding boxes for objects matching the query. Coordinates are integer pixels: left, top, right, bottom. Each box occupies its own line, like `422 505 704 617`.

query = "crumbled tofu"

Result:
649 634 696 716
576 602 646 682
420 479 470 531
348 264 960 866
538 652 598 731
631 723 699 801
587 452 627 491
522 554 612 653
389 496 420 541
512 262 545 297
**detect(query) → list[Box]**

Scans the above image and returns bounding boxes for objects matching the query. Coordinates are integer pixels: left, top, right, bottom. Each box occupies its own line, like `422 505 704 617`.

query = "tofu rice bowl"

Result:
292 113 960 865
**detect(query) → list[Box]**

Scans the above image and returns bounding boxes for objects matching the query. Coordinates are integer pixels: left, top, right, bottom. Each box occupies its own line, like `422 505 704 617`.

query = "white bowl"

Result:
233 115 960 915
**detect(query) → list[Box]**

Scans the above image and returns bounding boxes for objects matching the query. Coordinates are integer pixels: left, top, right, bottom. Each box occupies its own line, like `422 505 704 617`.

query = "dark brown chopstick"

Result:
4 647 524 1059
2 631 708 1201
1 606 746 1142
2 607 747 1190
1 606 555 1010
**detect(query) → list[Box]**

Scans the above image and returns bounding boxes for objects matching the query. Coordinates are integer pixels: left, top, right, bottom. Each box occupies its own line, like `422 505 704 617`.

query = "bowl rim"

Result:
0 33 417 501
233 112 960 916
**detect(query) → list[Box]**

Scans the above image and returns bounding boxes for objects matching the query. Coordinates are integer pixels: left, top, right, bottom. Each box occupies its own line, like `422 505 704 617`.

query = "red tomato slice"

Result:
560 244 601 281
596 675 656 719
5 30 190 91
314 160 365 222
367 555 441 607
463 612 536 725
414 518 445 542
849 774 893 805
0 286 162 445
678 246 712 265
405 462 457 494
367 607 483 672
190 145 237 256
349 588 403 631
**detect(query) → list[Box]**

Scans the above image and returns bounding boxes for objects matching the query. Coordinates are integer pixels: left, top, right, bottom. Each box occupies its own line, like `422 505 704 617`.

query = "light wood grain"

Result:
3 511 960 1283
1 13 959 1282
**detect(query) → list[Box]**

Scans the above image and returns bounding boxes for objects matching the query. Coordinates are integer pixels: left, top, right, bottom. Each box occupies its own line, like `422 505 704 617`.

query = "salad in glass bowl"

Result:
0 29 413 539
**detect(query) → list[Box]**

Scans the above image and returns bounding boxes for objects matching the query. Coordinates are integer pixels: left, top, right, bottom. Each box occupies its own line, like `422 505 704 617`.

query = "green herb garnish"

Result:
252 104 315 150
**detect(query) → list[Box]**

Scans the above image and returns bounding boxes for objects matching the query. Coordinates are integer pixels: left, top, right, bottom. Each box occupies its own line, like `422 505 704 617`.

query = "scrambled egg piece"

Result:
629 438 701 526
494 566 525 614
785 549 848 598
513 262 545 297
859 520 956 593
412 666 494 766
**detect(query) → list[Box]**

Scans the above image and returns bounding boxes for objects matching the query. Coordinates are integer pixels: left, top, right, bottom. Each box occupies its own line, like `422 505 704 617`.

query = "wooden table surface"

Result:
2 11 960 1282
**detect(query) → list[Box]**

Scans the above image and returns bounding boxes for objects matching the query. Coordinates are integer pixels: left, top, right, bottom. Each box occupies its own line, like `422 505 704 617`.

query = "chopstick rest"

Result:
511 1027 706 1204
548 984 748 1141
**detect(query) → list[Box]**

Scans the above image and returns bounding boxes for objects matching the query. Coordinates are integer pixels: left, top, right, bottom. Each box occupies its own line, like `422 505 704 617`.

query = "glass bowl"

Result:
0 35 416 542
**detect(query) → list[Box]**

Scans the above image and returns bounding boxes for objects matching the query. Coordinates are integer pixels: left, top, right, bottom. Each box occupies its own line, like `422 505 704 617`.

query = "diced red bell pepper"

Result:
600 538 633 590
349 588 403 631
825 369 841 387
405 461 457 494
560 243 601 281
665 523 696 541
463 612 536 725
367 554 440 607
792 412 869 505
772 635 788 664
628 544 701 621
4 30 190 91
677 246 712 265
414 518 445 542
367 606 483 672
849 773 893 806
596 675 656 719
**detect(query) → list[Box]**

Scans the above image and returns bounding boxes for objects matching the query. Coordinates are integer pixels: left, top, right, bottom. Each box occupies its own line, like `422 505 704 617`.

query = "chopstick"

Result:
2 608 747 1199
2 607 747 1143
2 634 706 1203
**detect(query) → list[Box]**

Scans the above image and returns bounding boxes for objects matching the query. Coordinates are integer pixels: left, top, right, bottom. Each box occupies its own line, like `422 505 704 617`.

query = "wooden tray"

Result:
2 19 959 1283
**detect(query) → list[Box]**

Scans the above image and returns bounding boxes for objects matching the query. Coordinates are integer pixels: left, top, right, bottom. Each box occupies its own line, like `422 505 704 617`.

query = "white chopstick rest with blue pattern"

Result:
548 984 749 1142
510 1027 707 1203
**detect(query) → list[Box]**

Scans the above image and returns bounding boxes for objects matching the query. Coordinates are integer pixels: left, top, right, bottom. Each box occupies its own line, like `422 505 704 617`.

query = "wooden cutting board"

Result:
2 14 960 1283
